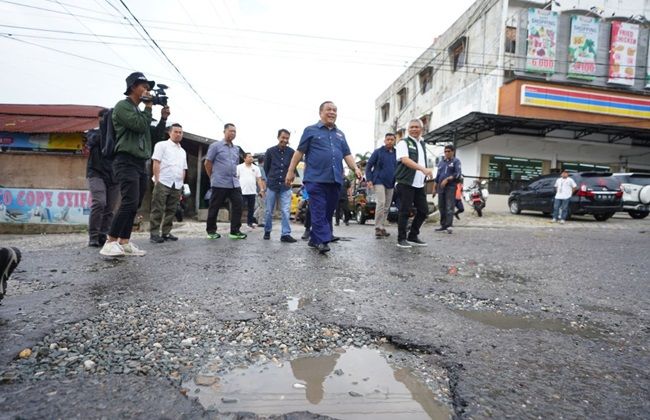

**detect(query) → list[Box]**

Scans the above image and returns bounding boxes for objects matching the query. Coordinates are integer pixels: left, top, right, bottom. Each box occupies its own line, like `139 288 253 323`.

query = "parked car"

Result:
612 173 650 219
508 172 622 221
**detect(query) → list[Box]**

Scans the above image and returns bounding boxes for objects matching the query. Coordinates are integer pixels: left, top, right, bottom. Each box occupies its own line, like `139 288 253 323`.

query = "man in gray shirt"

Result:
204 123 247 240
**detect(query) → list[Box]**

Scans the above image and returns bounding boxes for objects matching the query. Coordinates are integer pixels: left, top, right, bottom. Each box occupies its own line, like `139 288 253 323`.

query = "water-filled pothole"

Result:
185 347 450 419
286 296 306 312
453 309 608 339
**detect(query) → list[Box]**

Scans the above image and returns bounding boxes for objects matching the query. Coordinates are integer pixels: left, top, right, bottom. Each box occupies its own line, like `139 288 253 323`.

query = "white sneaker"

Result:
99 241 125 257
559 220 565 224
122 242 146 256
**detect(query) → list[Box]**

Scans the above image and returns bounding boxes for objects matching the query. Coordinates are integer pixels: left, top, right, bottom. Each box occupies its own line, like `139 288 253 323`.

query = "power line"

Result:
115 0 224 123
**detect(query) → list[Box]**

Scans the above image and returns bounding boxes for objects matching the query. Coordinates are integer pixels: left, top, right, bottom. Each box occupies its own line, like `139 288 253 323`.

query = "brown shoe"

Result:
381 229 390 237
375 228 383 238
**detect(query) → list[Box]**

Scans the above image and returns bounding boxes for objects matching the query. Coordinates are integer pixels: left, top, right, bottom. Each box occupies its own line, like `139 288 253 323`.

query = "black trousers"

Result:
335 199 350 224
206 187 243 234
438 183 456 229
108 154 147 240
243 194 256 226
396 183 428 241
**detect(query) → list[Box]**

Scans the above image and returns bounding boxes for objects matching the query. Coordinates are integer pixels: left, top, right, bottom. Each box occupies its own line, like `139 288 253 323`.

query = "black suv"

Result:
508 172 622 221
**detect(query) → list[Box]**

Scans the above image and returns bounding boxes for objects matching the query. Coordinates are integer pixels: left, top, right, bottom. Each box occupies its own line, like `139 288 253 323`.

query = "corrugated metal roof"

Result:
0 104 106 134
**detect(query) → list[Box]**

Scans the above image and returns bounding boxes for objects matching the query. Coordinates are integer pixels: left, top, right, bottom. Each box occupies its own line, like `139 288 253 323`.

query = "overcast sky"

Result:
1 0 476 155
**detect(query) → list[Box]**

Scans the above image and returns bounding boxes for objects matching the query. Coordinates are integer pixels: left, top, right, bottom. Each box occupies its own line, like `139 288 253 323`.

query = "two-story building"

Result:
375 0 650 193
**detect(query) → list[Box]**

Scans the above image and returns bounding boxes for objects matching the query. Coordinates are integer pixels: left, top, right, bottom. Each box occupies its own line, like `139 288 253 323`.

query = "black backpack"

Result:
99 108 116 159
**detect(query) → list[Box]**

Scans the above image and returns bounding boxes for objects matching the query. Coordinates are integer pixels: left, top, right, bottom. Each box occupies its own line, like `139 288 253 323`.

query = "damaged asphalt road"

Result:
0 217 649 419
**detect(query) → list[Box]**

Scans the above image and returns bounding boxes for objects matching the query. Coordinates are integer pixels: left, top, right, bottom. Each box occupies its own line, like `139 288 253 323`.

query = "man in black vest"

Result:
394 119 433 248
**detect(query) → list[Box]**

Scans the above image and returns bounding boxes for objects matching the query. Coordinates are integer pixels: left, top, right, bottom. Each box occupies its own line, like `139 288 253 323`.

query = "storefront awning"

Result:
423 112 650 148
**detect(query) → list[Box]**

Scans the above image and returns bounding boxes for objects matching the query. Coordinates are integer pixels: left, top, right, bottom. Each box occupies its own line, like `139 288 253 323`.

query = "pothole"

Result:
184 346 451 419
453 309 610 340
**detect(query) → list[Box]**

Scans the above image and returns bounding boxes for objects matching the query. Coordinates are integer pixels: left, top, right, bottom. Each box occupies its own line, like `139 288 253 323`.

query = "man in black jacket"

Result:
86 109 119 247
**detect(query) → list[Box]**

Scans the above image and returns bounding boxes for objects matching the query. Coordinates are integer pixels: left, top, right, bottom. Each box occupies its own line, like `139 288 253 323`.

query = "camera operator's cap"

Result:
123 72 155 95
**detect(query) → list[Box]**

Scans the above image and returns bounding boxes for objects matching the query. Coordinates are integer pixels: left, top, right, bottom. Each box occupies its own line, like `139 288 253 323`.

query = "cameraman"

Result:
99 71 169 257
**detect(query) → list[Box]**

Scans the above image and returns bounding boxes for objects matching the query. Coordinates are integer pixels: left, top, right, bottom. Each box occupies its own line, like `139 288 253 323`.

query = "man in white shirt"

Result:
394 119 433 248
552 169 577 224
237 153 266 228
149 123 187 243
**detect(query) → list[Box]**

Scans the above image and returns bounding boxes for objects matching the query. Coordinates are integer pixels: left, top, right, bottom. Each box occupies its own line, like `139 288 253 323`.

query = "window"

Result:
419 67 433 94
397 87 408 110
381 102 390 122
505 26 516 54
450 37 467 72
420 114 431 133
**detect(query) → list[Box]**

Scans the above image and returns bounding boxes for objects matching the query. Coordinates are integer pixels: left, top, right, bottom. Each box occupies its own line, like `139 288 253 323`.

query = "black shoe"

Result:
335 221 340 226
301 231 310 240
396 240 412 248
307 241 317 248
316 243 330 254
454 212 460 220
330 236 341 243
345 221 349 226
281 235 297 243
435 227 448 232
98 235 107 247
88 239 101 247
150 234 165 244
162 233 178 241
263 232 270 240
407 236 428 247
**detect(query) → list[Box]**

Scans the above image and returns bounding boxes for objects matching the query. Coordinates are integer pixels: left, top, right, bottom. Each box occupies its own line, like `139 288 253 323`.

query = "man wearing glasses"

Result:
433 145 462 234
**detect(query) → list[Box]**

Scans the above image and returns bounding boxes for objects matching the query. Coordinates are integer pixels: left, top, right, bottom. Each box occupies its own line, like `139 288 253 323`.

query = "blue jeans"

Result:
264 188 292 236
553 198 570 220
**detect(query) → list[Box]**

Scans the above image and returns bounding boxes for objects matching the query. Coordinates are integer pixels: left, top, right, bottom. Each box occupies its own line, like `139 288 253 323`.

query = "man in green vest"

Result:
394 119 433 248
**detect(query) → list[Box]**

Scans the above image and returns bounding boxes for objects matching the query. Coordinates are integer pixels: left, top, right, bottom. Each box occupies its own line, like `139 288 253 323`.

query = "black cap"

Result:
124 72 155 95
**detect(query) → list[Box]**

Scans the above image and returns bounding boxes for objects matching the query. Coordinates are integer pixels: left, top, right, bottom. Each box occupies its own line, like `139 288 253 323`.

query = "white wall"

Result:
457 135 650 177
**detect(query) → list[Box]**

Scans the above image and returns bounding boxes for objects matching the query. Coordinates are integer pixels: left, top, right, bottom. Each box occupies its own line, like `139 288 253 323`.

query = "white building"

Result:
375 0 650 193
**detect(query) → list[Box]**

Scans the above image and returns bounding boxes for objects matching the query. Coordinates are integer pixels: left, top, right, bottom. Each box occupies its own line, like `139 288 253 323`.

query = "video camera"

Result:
142 83 169 107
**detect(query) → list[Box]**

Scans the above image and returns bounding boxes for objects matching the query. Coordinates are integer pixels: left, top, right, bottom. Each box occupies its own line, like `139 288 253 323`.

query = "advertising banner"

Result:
0 187 90 224
0 132 84 151
608 21 639 86
567 15 599 80
525 8 558 74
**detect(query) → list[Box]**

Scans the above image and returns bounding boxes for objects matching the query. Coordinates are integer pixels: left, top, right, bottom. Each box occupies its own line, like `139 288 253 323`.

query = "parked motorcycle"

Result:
463 180 489 217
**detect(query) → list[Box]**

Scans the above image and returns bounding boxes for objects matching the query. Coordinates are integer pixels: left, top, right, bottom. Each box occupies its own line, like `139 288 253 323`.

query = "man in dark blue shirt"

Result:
434 144 462 233
263 129 296 243
366 132 397 238
286 101 362 254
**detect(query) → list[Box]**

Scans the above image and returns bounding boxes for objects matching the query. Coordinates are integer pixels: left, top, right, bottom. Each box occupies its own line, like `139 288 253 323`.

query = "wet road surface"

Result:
0 213 648 419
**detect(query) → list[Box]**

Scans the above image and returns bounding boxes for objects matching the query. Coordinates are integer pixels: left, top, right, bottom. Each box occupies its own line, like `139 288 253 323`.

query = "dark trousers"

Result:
304 182 338 245
438 183 456 229
243 194 256 226
108 154 147 240
335 199 350 224
396 183 428 241
87 177 120 241
150 183 181 236
206 187 243 234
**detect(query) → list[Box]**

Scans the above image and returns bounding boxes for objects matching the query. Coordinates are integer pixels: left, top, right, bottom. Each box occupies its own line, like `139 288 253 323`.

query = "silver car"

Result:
612 173 650 219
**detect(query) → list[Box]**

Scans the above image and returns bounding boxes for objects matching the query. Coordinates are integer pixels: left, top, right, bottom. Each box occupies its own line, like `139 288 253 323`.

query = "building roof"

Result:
0 104 106 134
424 112 650 149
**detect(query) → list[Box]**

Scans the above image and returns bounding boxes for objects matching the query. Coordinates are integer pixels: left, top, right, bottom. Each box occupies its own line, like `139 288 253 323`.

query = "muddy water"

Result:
453 309 608 339
185 347 450 419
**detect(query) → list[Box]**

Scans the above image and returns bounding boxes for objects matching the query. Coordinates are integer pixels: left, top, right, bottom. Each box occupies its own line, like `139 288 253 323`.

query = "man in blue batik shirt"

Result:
285 101 362 255
433 144 462 233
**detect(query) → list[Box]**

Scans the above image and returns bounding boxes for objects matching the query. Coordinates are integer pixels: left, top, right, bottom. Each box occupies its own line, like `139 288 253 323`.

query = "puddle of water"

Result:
580 304 635 317
185 347 450 419
286 296 305 312
453 309 607 340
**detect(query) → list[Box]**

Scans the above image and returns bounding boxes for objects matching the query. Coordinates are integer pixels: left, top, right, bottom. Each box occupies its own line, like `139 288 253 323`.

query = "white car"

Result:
612 173 650 219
